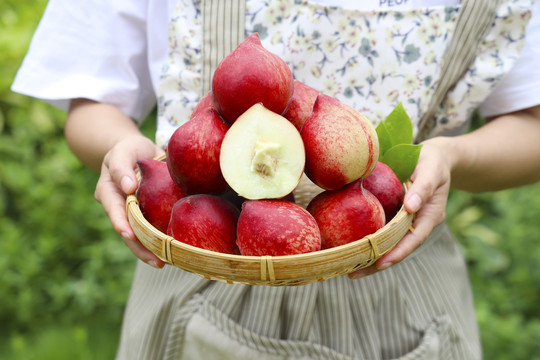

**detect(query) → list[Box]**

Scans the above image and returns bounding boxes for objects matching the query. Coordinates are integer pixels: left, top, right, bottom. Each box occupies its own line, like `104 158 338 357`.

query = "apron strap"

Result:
415 0 501 143
201 0 247 96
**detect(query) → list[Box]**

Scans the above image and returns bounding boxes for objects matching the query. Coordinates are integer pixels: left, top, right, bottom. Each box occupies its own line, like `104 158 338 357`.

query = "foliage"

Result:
1 1 539 359
376 102 422 183
448 186 540 360
3 318 119 360
0 0 136 357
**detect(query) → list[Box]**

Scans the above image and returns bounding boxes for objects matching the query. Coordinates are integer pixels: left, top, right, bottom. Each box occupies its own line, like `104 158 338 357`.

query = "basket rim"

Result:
127 155 414 285
126 190 410 262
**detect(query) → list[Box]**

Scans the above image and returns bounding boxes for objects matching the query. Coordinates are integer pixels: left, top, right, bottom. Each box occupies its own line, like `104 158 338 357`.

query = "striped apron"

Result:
116 1 499 359
116 224 480 359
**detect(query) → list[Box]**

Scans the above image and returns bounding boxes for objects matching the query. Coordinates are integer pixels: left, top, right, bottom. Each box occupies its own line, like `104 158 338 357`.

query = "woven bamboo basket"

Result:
126 155 414 286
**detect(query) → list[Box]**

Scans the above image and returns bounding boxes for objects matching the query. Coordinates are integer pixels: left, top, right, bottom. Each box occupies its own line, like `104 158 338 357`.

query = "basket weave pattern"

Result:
126 168 414 286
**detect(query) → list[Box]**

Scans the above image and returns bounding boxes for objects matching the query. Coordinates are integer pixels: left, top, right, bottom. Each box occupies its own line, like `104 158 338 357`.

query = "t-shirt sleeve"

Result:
478 1 540 118
11 0 155 124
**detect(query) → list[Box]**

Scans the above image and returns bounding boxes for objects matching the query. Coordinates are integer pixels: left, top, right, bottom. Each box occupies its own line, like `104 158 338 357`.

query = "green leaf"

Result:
375 102 420 182
375 121 392 156
383 102 412 147
379 143 422 183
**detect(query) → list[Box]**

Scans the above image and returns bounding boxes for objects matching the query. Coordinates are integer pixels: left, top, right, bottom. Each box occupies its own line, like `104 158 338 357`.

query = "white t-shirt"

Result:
11 0 540 127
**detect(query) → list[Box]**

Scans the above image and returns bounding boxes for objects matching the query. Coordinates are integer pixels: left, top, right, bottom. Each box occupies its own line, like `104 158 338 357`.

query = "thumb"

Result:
120 174 138 195
404 190 423 214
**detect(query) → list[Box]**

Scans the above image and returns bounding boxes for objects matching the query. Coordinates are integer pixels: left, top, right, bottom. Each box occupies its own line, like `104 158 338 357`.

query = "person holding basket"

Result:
13 0 540 359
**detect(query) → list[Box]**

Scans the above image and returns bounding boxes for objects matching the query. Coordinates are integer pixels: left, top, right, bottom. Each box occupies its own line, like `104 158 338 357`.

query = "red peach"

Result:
166 107 229 194
300 94 379 190
307 183 385 249
237 199 321 256
136 158 186 233
190 90 214 120
167 194 240 254
211 33 294 123
283 80 320 131
360 161 404 222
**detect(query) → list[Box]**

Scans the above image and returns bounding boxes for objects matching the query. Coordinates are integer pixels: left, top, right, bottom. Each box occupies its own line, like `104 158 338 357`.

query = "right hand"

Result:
349 137 452 279
94 134 166 268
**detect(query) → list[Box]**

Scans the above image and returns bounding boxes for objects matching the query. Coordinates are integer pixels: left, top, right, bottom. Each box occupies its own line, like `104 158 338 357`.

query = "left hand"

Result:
348 137 453 279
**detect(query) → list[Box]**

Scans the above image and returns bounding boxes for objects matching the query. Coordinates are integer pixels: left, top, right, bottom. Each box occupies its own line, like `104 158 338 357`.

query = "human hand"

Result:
94 134 166 268
348 137 453 279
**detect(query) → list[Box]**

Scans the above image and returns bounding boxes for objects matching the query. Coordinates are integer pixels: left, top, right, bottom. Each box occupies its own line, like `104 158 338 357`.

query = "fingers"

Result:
347 216 431 280
349 139 452 280
95 136 165 268
347 263 378 279
348 200 444 280
96 162 164 269
107 135 165 193
404 148 448 214
95 166 135 240
375 195 446 267
122 236 165 269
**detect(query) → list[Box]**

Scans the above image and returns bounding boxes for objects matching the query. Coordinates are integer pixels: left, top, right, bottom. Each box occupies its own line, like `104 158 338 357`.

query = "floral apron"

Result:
117 1 533 359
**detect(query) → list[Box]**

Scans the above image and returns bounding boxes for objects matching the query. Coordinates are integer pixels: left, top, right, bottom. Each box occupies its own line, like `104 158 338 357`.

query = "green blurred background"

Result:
1 1 539 359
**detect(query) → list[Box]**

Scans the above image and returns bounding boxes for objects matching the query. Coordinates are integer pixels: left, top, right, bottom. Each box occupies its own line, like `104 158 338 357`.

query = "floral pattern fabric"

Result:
156 0 533 148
